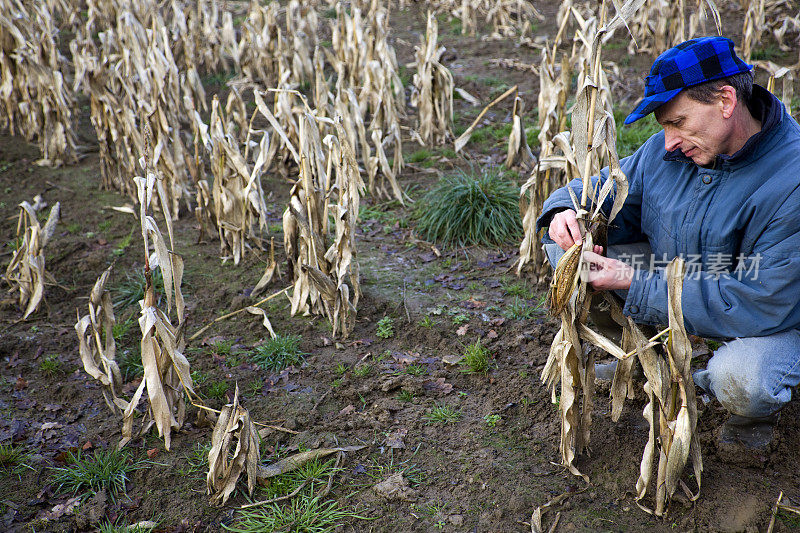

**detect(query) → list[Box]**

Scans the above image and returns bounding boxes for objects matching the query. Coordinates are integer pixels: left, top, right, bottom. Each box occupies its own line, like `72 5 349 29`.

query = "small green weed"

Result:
52 448 140 503
376 316 394 339
98 220 113 233
397 389 414 402
404 364 427 376
503 297 544 320
66 222 81 234
39 354 63 376
408 149 433 165
118 349 143 381
335 362 348 375
460 340 489 374
244 378 263 397
227 493 362 533
113 268 164 309
706 339 722 351
353 364 371 377
0 443 32 475
190 370 208 387
502 279 536 299
418 315 435 328
452 313 468 325
206 381 230 400
112 315 136 342
113 230 134 257
750 45 784 61
483 414 502 427
249 335 306 371
423 403 461 424
98 519 157 533
332 378 344 388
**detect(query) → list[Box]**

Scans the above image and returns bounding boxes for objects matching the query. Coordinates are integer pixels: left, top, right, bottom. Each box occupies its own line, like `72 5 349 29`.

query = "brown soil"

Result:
2 2 800 533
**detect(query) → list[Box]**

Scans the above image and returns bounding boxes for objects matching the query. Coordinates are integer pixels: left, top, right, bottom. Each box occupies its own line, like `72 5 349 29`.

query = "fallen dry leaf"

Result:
456 325 469 336
15 376 27 390
385 428 407 449
423 378 453 395
339 405 356 417
147 448 159 458
442 353 465 365
373 472 416 501
487 329 498 339
392 351 419 365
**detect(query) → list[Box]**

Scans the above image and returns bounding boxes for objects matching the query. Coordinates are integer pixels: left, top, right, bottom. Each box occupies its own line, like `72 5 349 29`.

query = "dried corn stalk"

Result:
756 60 795 113
3 200 60 319
541 1 703 516
411 13 454 145
632 258 702 516
742 0 766 60
506 95 535 170
119 160 194 450
0 1 77 166
625 0 721 56
283 110 364 338
76 265 124 414
207 386 259 506
540 0 641 480
191 95 271 264
517 46 571 283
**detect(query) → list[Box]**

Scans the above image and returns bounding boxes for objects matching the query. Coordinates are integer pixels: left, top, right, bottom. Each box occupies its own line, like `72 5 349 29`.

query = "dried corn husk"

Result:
119 162 193 451
207 385 259 506
75 265 124 414
411 13 454 145
3 200 60 319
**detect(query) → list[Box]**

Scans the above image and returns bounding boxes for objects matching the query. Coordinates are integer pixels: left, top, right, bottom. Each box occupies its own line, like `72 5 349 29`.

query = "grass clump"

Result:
503 297 544 320
415 168 522 246
52 448 140 503
423 403 461 425
113 268 165 309
376 316 394 339
39 354 63 376
118 348 143 381
0 443 32 475
206 381 230 400
460 340 490 374
249 335 306 371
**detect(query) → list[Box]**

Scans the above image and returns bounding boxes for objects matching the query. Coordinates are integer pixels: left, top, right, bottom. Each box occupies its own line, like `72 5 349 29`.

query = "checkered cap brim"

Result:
624 37 752 125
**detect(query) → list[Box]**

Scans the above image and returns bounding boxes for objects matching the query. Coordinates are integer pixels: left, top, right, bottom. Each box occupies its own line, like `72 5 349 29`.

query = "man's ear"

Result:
719 85 737 119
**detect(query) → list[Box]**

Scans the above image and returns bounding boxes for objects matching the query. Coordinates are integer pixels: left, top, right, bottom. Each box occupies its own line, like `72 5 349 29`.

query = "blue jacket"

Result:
537 86 800 339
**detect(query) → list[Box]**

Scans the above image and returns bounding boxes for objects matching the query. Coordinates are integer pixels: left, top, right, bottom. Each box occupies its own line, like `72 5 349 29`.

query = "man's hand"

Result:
548 209 582 250
582 250 634 291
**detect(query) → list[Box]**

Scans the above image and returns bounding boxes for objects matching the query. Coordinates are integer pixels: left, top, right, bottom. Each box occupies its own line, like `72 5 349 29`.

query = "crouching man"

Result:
537 37 800 451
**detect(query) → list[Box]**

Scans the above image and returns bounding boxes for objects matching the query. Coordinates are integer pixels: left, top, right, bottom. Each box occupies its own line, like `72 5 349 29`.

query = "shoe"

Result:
719 413 779 451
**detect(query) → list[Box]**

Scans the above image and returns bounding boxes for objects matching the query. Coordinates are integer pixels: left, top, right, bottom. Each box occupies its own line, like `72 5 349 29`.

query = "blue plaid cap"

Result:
624 37 753 125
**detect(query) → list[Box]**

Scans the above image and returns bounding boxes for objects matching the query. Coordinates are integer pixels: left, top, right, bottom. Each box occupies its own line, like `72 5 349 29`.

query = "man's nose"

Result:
664 128 681 152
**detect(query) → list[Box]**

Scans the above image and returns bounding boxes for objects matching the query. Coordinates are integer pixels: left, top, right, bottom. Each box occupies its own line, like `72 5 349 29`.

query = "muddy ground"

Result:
2 2 800 532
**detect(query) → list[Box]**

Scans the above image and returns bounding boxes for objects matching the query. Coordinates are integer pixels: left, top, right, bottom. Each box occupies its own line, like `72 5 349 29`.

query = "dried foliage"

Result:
75 265 124 415
411 13 454 146
72 2 201 214
191 94 271 265
118 160 194 451
207 386 259 506
283 112 364 339
433 0 544 41
3 200 60 319
539 0 702 517
518 47 572 284
625 0 721 56
0 1 77 166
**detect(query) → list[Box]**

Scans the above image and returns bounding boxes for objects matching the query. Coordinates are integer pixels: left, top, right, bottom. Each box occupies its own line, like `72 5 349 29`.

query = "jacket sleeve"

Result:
535 137 651 246
624 188 800 338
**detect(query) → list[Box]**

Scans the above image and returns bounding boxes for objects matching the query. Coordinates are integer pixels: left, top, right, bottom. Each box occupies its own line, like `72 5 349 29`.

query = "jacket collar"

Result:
662 84 783 166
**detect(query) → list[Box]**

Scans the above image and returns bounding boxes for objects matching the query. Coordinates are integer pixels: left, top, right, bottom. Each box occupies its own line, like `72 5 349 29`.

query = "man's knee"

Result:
694 336 799 418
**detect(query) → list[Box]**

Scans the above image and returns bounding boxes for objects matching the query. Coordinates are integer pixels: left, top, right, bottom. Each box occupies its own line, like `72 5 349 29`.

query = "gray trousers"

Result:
544 242 800 418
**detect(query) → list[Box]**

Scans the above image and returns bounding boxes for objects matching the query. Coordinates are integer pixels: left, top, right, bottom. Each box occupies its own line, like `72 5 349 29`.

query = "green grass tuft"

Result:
460 340 490 374
415 168 522 246
52 448 141 503
249 335 306 371
113 268 165 309
423 403 461 424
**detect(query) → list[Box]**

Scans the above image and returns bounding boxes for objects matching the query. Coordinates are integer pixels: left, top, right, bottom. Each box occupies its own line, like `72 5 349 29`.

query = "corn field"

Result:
1 0 800 530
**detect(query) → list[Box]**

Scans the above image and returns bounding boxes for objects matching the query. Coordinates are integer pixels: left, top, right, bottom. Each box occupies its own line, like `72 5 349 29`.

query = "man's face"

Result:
654 91 732 166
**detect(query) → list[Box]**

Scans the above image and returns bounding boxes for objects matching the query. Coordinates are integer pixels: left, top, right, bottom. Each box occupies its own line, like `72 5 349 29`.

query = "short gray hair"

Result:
684 71 754 105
